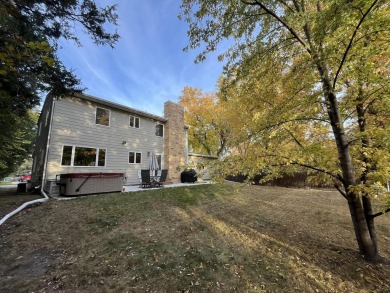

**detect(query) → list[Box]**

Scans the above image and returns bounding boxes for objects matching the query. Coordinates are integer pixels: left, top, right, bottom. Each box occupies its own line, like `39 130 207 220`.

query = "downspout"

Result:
0 97 56 226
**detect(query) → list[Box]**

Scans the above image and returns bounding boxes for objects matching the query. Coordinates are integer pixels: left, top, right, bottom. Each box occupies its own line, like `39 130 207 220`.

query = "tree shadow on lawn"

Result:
1 184 390 292
178 205 390 292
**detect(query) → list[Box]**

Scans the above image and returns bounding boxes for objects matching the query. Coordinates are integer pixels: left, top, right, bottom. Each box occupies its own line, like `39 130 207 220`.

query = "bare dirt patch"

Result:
0 186 43 219
0 184 389 292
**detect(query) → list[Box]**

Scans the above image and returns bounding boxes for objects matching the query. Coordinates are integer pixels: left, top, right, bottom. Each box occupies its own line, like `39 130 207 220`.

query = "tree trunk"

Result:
327 92 378 260
346 192 378 260
316 61 378 260
325 90 378 260
356 98 378 255
240 0 380 260
362 196 378 255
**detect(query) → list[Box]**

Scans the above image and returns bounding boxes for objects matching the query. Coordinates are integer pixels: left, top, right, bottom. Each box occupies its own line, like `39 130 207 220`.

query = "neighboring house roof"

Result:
73 92 168 123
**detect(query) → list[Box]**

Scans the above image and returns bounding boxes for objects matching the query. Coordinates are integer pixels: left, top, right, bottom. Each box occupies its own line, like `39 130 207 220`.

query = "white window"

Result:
95 107 110 126
155 124 163 137
129 152 142 164
61 145 106 167
129 115 140 128
156 154 162 169
61 146 72 166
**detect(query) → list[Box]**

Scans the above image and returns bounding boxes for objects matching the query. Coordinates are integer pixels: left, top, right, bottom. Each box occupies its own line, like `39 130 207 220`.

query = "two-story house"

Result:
31 93 188 196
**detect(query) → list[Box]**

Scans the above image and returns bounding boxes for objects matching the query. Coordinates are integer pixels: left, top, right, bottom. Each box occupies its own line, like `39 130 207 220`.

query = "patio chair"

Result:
155 169 168 187
140 170 152 188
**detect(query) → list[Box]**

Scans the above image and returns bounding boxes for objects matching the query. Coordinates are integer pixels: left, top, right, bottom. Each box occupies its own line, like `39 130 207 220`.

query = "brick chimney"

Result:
164 101 186 182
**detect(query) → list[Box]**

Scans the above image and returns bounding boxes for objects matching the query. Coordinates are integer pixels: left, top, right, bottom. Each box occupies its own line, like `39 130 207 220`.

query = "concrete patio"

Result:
122 180 211 192
46 181 211 200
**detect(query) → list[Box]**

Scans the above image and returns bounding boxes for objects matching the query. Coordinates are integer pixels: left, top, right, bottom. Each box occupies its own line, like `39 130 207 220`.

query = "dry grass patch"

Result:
0 183 389 292
0 186 42 219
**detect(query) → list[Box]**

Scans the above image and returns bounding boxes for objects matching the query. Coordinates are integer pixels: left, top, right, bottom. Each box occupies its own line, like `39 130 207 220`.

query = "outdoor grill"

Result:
180 169 197 183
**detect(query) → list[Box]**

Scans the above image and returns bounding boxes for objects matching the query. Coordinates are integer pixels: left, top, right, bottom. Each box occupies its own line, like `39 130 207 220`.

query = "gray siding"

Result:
45 96 164 185
31 95 55 187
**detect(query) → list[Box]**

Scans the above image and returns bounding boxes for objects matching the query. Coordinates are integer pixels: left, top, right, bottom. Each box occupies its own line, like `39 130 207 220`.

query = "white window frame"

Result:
60 145 73 166
97 148 107 167
129 115 140 128
155 123 164 137
95 107 110 127
128 151 142 164
156 154 162 169
60 145 107 167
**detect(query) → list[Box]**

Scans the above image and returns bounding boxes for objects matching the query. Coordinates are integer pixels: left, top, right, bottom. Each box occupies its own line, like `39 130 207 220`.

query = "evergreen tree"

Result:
0 0 119 176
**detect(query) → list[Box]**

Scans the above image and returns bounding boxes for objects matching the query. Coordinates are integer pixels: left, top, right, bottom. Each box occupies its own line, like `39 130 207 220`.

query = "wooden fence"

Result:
226 172 335 189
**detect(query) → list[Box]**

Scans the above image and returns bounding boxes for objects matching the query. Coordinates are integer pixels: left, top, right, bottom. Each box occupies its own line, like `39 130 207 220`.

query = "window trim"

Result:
156 154 162 169
98 148 106 167
60 145 73 166
129 115 140 128
128 151 142 164
155 123 164 137
60 145 107 167
95 107 110 127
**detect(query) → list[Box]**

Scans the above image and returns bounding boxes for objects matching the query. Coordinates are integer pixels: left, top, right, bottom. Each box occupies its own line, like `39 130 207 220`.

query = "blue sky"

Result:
57 0 224 116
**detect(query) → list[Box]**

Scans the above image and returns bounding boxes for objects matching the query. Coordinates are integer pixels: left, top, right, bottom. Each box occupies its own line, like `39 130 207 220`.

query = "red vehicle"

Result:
19 171 31 182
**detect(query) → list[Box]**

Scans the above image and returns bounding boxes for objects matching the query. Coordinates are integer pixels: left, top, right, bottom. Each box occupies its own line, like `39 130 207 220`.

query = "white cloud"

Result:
56 0 225 116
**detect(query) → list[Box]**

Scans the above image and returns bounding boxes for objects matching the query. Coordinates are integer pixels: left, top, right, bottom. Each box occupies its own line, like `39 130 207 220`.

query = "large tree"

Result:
0 0 119 176
0 107 39 177
179 86 231 156
1 0 118 103
180 0 390 260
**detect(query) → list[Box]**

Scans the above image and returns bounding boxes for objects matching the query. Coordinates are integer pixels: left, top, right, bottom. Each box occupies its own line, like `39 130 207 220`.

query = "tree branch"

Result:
261 117 330 131
252 153 342 183
345 138 361 147
332 0 381 90
240 0 311 54
334 184 348 199
283 126 304 148
279 0 295 13
235 116 330 146
290 161 342 182
369 208 390 219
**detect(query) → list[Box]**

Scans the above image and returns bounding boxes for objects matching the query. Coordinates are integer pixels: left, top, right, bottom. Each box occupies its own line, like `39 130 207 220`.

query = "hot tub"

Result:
57 173 124 196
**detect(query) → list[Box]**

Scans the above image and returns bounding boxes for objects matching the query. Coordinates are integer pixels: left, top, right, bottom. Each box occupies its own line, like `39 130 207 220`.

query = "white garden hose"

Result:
0 188 49 226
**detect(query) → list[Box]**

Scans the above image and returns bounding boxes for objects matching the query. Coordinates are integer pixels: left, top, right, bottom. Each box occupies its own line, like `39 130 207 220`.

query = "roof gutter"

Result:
73 92 168 122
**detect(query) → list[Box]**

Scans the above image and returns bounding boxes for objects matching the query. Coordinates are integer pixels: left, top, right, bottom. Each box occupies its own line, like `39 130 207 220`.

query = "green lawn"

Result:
0 181 13 185
1 183 389 292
